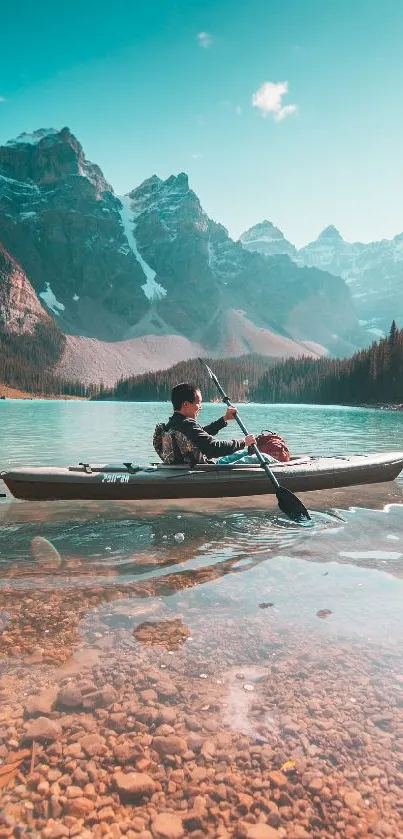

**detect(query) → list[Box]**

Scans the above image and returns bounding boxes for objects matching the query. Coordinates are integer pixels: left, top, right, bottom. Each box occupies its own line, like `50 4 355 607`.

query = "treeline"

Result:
2 321 402 404
94 322 403 406
95 355 272 402
252 321 403 404
0 322 96 397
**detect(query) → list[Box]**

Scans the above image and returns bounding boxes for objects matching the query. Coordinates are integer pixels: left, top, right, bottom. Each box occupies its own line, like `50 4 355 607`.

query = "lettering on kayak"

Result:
101 473 130 483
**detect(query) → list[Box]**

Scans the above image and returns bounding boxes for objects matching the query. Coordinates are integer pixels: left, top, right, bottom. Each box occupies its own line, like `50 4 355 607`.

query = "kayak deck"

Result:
1 452 403 501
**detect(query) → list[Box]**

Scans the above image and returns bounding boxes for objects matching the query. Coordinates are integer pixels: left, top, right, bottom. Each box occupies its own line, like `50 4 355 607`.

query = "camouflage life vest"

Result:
153 423 206 466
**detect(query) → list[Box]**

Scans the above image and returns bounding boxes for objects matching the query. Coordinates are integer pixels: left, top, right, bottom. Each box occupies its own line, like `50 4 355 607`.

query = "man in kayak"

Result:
153 382 256 466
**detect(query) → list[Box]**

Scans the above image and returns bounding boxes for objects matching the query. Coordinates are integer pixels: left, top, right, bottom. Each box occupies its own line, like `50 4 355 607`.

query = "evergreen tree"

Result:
94 323 403 407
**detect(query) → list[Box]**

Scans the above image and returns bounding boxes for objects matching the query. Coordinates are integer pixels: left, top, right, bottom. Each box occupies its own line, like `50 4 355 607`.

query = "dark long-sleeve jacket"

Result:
163 411 245 463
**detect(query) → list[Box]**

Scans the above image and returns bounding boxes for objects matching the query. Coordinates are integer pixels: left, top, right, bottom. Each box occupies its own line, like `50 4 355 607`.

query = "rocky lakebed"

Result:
1 522 403 839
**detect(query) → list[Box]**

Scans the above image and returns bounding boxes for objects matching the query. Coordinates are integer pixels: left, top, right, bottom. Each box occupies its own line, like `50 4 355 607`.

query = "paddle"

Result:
199 359 311 523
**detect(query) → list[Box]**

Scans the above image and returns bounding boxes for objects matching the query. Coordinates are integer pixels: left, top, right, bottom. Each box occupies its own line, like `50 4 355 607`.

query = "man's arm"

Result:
182 417 245 459
202 416 227 436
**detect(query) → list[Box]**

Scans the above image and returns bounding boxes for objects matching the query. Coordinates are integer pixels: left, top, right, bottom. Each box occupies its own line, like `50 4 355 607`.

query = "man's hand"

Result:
223 405 237 422
245 434 257 448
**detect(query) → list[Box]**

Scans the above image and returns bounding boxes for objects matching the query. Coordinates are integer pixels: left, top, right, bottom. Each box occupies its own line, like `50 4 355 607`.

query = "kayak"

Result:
1 452 403 501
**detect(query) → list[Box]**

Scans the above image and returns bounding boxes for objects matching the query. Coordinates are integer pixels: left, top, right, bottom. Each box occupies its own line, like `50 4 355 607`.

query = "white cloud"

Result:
252 81 297 121
0 97 6 104
235 105 242 116
197 31 212 49
275 103 297 122
192 153 203 159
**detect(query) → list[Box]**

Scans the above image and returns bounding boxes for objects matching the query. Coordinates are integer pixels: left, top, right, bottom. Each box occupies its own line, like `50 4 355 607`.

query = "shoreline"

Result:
1 385 402 412
367 403 403 411
0 383 87 400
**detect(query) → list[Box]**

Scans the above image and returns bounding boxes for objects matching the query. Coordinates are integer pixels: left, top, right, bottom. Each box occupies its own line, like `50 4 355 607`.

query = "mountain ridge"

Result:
0 127 368 385
241 221 403 335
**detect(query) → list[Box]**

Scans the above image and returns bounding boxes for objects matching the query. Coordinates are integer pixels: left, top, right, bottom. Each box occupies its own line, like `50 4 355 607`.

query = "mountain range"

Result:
241 221 403 337
0 127 380 386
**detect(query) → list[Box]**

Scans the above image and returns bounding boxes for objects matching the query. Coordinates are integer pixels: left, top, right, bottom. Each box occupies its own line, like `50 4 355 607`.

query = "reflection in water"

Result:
30 535 62 568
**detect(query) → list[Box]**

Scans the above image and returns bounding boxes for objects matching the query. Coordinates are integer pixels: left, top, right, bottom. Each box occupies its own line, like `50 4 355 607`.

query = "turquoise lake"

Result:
1 401 403 835
1 398 403 640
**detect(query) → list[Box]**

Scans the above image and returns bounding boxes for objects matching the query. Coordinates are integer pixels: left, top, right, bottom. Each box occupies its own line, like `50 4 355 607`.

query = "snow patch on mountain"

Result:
6 129 59 146
118 195 167 301
39 283 65 315
0 173 41 194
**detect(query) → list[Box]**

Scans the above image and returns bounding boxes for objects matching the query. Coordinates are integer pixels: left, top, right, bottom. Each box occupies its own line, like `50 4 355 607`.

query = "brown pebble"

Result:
78 733 106 757
58 685 83 708
268 770 288 789
246 826 280 838
66 785 84 799
97 805 115 821
41 821 70 838
82 684 117 709
24 687 58 717
344 791 362 810
152 736 187 756
114 771 156 800
309 777 323 792
24 716 62 742
151 812 184 839
66 797 95 817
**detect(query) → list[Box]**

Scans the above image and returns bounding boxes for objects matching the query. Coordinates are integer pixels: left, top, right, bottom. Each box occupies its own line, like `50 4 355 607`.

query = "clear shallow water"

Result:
0 399 403 612
1 401 403 834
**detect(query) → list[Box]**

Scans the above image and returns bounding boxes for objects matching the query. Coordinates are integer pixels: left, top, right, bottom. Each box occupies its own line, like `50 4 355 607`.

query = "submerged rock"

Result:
113 770 156 800
24 716 62 742
24 687 58 717
152 812 184 839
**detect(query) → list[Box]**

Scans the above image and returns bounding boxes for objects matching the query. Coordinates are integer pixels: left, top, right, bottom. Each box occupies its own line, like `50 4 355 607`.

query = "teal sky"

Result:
1 0 403 247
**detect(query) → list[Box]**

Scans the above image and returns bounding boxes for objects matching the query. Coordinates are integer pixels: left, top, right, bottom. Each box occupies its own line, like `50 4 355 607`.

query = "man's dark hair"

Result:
171 382 199 410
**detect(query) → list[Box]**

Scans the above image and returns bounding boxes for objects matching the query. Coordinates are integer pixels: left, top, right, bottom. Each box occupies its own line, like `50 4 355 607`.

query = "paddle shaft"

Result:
198 358 311 522
209 374 281 491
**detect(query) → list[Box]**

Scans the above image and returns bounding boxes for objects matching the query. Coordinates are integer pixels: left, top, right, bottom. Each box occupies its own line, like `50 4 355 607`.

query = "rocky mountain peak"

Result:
128 172 190 215
0 126 112 194
0 129 148 340
316 225 343 242
240 220 297 258
128 174 163 218
129 171 207 236
165 172 189 192
5 128 61 147
125 171 361 356
241 220 286 242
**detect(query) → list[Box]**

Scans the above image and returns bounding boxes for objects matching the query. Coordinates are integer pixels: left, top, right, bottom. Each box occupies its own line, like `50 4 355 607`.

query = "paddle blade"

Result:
276 486 311 523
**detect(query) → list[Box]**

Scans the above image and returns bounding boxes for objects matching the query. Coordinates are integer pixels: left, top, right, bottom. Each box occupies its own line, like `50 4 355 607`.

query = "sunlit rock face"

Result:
0 127 365 368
